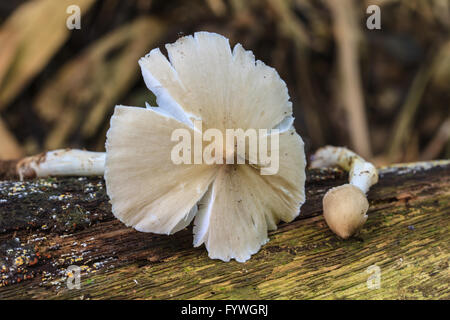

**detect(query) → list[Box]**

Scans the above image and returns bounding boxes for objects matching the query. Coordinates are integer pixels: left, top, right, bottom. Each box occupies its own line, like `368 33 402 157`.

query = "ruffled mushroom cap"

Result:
105 32 306 262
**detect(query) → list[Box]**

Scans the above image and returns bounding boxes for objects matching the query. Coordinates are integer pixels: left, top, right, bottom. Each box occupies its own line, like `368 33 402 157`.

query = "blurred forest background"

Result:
0 0 449 166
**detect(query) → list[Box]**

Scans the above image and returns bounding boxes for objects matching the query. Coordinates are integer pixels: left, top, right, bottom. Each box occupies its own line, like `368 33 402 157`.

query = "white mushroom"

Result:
310 146 378 239
104 32 306 262
2 32 306 263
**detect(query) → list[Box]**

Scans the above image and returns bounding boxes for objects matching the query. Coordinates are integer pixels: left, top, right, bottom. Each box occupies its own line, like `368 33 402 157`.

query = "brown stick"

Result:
327 0 372 158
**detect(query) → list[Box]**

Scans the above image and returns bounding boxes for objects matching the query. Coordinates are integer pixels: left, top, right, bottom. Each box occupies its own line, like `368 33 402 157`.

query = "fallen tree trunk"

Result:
0 160 449 299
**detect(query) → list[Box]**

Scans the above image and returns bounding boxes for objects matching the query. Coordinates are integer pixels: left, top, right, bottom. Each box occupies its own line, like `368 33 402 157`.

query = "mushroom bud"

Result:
310 146 378 239
322 184 368 239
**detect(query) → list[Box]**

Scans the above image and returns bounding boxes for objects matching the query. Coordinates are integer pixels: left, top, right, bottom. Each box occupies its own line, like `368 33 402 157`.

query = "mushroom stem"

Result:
310 145 378 193
310 146 379 239
15 149 105 180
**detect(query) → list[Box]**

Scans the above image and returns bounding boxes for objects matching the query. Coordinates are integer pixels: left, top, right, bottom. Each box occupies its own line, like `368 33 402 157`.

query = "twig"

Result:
327 0 372 158
267 0 310 48
387 45 443 161
419 117 450 161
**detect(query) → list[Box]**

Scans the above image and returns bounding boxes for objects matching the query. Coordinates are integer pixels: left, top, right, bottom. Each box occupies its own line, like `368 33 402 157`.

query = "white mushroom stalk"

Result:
310 146 379 239
16 149 105 180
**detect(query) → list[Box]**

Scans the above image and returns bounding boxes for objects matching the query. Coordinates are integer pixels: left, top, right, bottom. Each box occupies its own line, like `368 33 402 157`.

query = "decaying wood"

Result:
0 160 449 299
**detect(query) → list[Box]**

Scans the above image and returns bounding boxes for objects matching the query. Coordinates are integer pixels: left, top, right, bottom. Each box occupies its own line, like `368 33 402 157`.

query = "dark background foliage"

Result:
0 0 449 165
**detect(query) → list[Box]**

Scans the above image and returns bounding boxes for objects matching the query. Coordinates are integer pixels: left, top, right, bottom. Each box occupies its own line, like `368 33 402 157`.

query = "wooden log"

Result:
0 160 449 299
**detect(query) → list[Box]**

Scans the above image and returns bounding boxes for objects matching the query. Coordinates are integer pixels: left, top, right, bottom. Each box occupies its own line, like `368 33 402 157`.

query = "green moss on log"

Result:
0 160 449 299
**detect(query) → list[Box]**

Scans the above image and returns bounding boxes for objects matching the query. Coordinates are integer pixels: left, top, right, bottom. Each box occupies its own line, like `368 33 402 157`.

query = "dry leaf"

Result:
0 0 95 109
34 17 166 150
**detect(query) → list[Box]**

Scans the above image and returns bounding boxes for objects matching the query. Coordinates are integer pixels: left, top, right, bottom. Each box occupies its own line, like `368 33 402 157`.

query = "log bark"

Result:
0 160 449 300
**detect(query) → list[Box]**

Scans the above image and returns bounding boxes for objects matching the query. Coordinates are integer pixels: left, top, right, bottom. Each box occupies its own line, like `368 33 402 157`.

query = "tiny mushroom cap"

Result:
322 184 369 239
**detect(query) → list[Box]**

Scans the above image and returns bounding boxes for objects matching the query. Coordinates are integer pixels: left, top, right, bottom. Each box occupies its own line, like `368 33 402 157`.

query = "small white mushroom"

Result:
310 146 378 239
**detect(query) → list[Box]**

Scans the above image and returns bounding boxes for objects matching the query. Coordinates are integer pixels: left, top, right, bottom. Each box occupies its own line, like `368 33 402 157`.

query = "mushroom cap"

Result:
322 184 369 239
104 32 306 262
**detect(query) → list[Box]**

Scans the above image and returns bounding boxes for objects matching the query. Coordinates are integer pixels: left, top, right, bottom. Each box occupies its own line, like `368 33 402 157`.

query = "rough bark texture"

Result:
0 160 449 300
